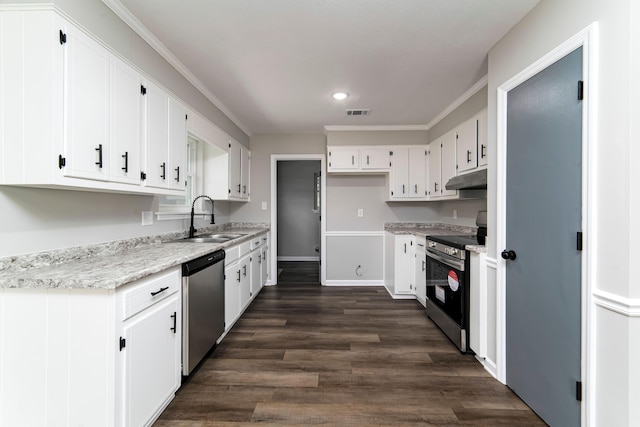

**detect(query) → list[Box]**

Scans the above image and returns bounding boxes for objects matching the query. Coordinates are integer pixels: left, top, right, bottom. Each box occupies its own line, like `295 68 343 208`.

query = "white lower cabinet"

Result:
414 240 427 307
119 294 181 427
0 266 181 427
384 233 417 297
469 251 488 358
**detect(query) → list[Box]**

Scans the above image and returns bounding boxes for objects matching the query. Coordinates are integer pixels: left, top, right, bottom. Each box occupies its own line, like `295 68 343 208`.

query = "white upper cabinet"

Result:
167 98 187 191
427 141 441 198
477 108 488 167
455 116 478 173
110 57 142 185
328 147 359 171
389 146 427 200
62 22 110 182
441 130 457 197
203 137 250 201
0 9 186 196
389 147 410 198
360 147 390 170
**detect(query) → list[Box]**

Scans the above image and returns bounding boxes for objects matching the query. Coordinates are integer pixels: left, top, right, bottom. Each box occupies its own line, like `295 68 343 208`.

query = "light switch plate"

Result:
141 211 153 226
261 202 267 210
357 208 364 217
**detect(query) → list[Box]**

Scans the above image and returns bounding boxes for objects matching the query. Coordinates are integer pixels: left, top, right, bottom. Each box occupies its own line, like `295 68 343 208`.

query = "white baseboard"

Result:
382 285 417 300
324 280 384 287
477 356 500 382
277 256 319 262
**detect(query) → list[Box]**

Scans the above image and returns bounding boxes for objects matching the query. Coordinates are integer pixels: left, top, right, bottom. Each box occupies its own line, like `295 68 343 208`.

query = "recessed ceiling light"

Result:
332 92 349 101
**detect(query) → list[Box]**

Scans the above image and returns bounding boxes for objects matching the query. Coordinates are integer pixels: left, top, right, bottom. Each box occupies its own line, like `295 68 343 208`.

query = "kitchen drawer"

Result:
225 240 252 264
250 236 264 250
118 267 180 321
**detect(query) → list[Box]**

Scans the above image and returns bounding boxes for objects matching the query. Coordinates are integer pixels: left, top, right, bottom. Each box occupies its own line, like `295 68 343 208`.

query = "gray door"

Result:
505 47 583 426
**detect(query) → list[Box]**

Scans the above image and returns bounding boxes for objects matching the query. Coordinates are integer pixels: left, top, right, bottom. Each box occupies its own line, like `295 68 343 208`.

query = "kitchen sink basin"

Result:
168 233 246 244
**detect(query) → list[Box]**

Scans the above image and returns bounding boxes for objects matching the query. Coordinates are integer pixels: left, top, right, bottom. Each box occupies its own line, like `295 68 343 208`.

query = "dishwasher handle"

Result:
182 250 226 276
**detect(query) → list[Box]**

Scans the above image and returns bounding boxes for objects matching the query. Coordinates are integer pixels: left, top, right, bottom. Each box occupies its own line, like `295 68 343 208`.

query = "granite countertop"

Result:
0 225 269 290
384 222 487 254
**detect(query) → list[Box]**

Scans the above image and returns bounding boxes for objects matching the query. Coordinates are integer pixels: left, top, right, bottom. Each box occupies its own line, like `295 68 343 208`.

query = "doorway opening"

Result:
270 154 327 286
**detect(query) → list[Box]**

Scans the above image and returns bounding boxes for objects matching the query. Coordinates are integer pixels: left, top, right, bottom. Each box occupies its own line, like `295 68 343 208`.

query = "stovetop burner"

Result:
426 234 479 249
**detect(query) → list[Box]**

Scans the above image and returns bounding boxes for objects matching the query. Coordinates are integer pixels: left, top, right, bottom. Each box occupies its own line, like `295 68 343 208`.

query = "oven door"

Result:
425 249 466 328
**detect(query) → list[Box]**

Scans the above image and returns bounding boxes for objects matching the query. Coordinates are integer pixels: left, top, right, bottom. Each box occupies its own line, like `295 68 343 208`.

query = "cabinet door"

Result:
328 147 359 170
251 251 261 296
225 264 241 328
477 109 488 167
167 97 187 191
240 146 250 198
63 23 110 181
441 130 457 197
408 147 427 198
261 245 269 287
122 295 180 427
394 236 414 293
110 57 142 185
239 256 251 310
143 81 169 188
389 147 409 198
228 140 242 198
427 141 441 198
360 148 390 170
456 117 478 173
414 243 427 306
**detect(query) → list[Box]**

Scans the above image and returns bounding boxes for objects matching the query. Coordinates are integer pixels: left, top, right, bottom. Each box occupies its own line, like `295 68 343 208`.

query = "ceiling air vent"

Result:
346 109 370 117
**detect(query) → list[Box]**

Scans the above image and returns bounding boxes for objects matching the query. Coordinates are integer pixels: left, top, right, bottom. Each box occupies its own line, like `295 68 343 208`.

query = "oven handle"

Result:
426 249 465 271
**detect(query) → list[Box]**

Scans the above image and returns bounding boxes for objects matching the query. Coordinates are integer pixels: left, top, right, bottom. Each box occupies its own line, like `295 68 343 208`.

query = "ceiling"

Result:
111 0 539 135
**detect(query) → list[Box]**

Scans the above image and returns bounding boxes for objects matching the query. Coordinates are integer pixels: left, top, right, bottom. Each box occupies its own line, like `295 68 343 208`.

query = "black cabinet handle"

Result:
237 184 241 194
122 151 128 172
481 144 486 158
434 182 438 192
95 144 103 168
175 166 180 182
404 243 407 253
414 184 418 194
170 312 177 333
366 155 370 165
150 286 169 296
237 270 241 282
161 162 166 180
422 260 426 272
243 185 247 194
501 250 517 260
351 155 355 165
402 184 405 194
467 150 472 163
243 265 247 277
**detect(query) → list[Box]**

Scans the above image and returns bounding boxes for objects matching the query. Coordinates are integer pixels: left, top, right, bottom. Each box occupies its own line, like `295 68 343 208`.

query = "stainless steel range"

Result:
424 234 477 353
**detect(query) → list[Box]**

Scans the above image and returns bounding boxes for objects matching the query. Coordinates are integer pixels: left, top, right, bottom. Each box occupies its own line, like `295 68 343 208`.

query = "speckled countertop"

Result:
0 223 269 290
384 222 487 254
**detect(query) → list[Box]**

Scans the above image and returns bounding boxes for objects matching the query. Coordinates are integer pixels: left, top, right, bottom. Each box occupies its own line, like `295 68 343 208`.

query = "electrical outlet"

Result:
141 211 153 226
261 202 267 210
358 208 364 217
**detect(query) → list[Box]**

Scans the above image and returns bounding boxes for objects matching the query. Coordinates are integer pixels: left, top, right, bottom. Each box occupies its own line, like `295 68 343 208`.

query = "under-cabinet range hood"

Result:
445 168 487 198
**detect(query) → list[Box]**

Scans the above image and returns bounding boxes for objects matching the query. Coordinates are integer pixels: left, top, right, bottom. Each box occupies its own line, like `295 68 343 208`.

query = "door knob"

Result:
501 250 517 260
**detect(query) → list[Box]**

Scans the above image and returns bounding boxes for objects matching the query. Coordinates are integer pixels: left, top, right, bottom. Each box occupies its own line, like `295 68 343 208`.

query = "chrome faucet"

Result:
189 195 215 238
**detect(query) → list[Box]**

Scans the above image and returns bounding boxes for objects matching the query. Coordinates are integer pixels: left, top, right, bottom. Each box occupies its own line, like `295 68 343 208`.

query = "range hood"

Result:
445 168 487 199
445 168 487 190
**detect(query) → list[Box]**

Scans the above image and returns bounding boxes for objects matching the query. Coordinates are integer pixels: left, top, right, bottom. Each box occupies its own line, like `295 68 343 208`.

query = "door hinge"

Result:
576 381 582 401
185 114 188 120
58 155 66 169
578 80 584 101
140 85 147 95
119 337 126 351
140 171 146 181
577 232 583 251
59 30 66 45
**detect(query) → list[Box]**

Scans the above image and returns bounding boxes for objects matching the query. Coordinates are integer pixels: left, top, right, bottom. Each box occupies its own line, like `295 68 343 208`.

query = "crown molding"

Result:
101 0 251 137
426 75 488 130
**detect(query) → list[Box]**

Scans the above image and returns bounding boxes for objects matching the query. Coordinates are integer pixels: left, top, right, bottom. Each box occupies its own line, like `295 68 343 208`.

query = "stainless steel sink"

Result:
168 233 246 243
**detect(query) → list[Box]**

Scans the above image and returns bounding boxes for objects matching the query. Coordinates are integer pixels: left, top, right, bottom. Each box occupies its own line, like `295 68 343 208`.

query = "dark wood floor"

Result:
155 262 545 426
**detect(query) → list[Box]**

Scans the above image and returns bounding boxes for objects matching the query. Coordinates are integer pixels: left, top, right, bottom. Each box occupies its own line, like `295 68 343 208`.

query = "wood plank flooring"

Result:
155 262 545 426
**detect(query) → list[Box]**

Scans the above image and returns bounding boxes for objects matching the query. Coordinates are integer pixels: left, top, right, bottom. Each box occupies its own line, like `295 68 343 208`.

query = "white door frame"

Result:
270 154 327 285
495 23 598 426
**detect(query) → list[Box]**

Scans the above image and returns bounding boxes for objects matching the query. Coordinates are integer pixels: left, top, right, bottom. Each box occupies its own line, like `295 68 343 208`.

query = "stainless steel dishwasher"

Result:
182 250 225 376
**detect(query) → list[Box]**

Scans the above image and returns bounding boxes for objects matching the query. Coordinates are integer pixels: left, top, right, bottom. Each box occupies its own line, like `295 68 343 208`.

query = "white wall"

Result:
487 0 638 424
277 161 321 258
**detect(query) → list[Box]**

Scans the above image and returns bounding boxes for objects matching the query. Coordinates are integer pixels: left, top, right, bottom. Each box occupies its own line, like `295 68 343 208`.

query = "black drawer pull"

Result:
150 286 169 296
161 162 166 180
95 144 103 168
170 312 177 333
175 166 180 182
122 151 128 172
